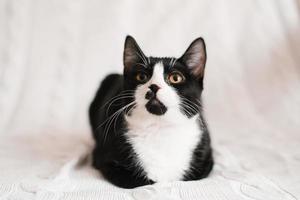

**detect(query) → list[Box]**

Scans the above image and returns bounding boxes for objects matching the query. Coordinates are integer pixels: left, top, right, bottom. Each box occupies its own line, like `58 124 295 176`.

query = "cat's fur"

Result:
89 36 213 188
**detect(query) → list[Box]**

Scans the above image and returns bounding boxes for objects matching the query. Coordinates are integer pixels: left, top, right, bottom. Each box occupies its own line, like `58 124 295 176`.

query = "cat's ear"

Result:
123 35 147 71
179 37 207 79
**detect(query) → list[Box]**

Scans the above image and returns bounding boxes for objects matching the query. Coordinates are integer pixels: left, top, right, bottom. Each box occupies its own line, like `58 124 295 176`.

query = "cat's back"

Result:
89 73 123 139
91 74 123 106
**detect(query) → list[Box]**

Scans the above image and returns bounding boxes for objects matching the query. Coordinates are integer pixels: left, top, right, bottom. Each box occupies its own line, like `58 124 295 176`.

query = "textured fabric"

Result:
0 0 300 199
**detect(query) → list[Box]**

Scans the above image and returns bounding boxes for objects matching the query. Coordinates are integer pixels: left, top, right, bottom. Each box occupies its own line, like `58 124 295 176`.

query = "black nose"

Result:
149 84 160 93
145 84 160 100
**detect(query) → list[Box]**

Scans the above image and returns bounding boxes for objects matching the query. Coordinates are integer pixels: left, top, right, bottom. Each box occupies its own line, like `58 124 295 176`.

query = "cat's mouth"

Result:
145 97 167 116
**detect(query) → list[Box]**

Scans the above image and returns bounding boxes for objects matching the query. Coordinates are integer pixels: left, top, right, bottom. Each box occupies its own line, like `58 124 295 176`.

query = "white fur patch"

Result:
125 62 202 182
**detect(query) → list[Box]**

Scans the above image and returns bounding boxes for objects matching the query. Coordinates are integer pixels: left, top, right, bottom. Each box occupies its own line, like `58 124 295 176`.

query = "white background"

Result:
0 0 300 199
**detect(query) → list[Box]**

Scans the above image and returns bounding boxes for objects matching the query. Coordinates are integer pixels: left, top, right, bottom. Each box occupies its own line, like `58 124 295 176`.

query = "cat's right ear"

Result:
179 37 207 79
123 35 147 71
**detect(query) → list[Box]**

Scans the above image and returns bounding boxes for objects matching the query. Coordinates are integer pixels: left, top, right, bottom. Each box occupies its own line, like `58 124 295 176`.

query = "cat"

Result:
89 36 213 189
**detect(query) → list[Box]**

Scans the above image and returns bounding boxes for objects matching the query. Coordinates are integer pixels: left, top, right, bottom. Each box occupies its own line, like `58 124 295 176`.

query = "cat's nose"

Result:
145 84 160 100
149 84 160 93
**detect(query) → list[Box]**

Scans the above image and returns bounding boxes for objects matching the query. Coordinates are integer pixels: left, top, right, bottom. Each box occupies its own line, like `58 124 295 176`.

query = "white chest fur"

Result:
125 110 202 182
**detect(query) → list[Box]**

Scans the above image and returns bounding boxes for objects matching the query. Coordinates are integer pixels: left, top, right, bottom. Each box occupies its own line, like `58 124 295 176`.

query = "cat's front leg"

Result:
92 146 153 188
94 161 153 189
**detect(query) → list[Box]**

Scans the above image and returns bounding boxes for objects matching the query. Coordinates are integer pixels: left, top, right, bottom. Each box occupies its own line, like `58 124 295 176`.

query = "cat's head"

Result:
123 36 207 118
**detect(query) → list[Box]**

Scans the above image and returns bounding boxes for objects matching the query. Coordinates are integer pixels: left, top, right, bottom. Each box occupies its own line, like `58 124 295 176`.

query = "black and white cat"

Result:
89 36 213 188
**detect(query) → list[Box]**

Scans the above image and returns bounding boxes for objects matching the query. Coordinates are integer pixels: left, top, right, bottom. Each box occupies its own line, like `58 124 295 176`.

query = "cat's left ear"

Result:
123 35 147 71
179 37 207 79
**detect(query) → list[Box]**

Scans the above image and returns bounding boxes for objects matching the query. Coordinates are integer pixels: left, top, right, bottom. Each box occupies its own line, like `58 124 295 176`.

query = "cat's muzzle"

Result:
145 84 167 115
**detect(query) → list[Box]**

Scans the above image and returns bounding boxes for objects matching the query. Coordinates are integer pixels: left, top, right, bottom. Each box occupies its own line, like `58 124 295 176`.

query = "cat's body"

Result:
89 36 213 188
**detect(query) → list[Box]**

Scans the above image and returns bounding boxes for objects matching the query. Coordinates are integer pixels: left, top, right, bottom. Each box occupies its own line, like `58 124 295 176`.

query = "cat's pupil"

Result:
173 75 178 81
168 72 184 84
136 72 148 82
140 74 146 80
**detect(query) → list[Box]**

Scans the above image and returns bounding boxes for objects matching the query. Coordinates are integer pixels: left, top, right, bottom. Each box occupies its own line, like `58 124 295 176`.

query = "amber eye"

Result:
136 72 148 83
168 72 185 84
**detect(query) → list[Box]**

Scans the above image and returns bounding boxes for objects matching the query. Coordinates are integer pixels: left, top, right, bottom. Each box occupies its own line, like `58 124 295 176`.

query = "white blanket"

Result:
0 0 300 199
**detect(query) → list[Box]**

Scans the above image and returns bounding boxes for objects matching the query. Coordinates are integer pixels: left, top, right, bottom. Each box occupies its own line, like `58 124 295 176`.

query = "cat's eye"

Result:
168 72 185 84
136 72 148 83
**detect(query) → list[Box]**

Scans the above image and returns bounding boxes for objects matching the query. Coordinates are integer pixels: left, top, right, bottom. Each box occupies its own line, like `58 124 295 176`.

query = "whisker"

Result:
104 109 122 141
180 107 194 117
125 104 136 116
101 102 136 144
100 91 135 109
113 111 123 133
96 101 135 131
179 95 201 109
113 104 135 133
181 98 199 109
181 102 198 114
178 95 201 115
106 95 134 115
181 101 198 112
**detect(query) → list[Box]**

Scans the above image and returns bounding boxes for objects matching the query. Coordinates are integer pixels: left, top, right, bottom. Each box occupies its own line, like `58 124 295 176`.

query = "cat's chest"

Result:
126 116 201 182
